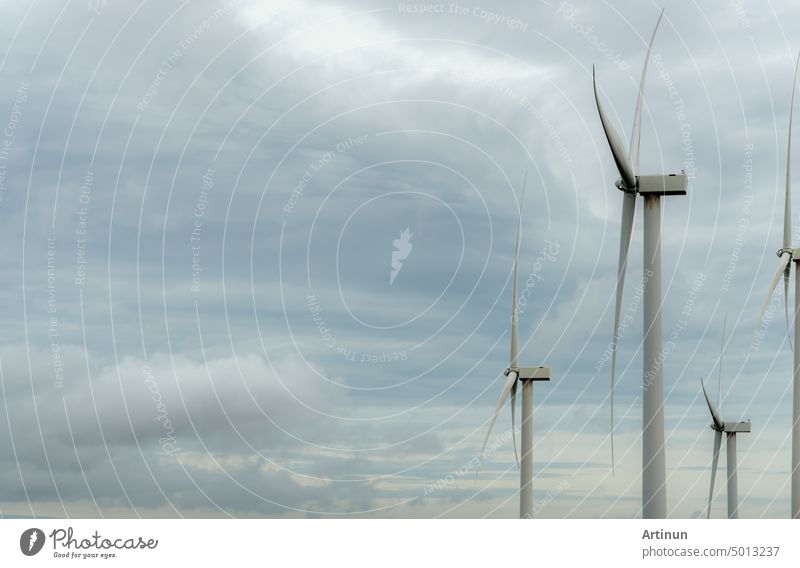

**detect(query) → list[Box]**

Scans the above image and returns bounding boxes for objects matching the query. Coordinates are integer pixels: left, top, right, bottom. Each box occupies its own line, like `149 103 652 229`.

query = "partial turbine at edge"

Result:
702 374 724 519
756 252 792 333
718 313 727 415
758 51 800 342
783 51 800 342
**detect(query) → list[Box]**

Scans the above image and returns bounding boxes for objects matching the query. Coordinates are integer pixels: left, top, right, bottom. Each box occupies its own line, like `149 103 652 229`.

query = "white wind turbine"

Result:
479 174 551 519
755 51 800 519
702 316 752 519
593 8 688 519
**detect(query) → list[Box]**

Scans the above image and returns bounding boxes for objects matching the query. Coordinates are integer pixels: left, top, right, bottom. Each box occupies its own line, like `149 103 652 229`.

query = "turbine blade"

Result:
785 51 800 350
785 50 800 249
707 429 723 519
510 379 519 466
701 376 724 430
785 266 793 351
629 7 665 169
479 371 519 460
718 313 726 414
510 172 528 369
756 252 792 334
593 66 637 189
610 190 636 473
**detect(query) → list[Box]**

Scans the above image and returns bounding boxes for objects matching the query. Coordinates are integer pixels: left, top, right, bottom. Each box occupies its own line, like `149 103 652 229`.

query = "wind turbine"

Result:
755 50 800 519
479 174 551 519
702 317 752 519
593 8 688 519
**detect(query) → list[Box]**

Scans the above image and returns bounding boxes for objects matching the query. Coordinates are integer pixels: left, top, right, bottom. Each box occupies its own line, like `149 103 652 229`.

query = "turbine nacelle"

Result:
710 421 751 434
615 174 689 196
506 366 551 381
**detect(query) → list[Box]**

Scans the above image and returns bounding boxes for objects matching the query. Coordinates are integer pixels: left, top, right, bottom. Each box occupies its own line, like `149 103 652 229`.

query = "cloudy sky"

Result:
1 0 800 519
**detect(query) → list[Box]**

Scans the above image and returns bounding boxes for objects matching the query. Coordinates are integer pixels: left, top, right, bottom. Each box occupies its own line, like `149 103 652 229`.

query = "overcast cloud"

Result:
1 0 799 518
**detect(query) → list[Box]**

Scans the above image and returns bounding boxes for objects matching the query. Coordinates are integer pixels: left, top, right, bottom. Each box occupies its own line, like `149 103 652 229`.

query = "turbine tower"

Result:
593 8 688 518
479 174 551 519
756 50 800 519
702 317 752 519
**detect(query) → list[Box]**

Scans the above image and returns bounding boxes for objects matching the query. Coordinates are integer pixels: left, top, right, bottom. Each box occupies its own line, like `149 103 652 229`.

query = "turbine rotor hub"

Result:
777 247 795 258
615 177 636 193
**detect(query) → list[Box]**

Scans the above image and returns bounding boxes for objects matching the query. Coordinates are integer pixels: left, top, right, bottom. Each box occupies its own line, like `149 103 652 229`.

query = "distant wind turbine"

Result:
479 173 551 519
593 8 688 519
702 316 752 519
755 49 800 519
